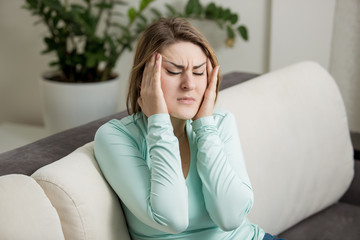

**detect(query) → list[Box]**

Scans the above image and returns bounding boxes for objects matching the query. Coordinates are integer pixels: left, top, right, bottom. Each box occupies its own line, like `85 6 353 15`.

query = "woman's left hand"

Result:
193 58 220 120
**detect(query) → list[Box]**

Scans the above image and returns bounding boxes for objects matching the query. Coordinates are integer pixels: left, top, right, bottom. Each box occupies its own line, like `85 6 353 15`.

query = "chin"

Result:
169 110 198 120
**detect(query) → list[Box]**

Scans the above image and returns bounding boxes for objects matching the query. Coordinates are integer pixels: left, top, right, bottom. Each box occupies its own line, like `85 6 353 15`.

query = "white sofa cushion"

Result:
32 142 130 240
216 61 354 234
0 174 64 240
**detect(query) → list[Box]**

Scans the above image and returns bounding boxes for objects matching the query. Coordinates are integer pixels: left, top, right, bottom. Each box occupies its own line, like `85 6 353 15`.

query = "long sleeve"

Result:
94 113 188 234
191 111 253 231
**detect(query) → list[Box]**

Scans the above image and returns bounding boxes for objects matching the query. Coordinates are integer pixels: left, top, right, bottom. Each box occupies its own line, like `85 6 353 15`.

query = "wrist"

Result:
192 115 214 128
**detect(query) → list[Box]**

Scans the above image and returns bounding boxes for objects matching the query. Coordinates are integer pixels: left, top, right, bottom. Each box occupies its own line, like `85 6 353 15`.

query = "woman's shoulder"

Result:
210 109 240 141
95 112 147 139
212 108 236 123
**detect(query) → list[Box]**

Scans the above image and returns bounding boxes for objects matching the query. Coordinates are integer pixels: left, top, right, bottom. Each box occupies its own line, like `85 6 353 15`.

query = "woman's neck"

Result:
170 116 187 139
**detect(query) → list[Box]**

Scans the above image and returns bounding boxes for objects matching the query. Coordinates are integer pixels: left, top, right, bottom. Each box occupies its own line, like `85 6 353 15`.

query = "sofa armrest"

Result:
340 160 360 206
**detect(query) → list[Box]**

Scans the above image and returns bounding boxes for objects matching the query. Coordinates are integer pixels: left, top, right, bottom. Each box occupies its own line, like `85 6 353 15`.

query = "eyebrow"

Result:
164 60 206 70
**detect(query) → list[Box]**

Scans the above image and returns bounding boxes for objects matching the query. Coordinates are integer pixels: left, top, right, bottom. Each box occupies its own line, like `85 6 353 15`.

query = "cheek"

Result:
160 75 175 100
160 71 168 91
160 79 168 98
198 77 207 94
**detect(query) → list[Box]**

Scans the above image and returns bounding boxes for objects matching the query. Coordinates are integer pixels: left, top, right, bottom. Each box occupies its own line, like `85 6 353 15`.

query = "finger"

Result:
156 53 162 73
141 63 148 89
142 53 156 88
207 58 213 85
153 53 162 87
209 65 220 92
137 97 143 111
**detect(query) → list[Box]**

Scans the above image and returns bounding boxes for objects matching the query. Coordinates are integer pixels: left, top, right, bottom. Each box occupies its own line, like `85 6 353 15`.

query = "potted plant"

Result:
23 0 248 133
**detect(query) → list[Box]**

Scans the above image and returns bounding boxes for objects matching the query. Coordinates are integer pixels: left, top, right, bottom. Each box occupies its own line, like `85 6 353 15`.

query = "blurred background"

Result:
0 0 359 152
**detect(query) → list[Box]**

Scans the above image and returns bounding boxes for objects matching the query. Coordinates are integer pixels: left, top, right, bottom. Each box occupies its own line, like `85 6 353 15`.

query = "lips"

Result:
177 97 195 104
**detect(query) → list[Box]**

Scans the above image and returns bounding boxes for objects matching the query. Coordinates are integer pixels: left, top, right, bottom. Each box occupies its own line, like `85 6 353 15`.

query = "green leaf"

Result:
71 4 86 11
185 0 202 16
217 6 224 19
138 14 147 24
49 60 59 67
24 0 39 9
71 8 95 36
128 7 137 23
52 15 60 28
237 25 248 41
41 0 63 12
185 0 194 15
44 9 52 23
96 52 107 62
43 37 57 53
227 26 235 38
140 0 154 11
230 14 238 24
205 3 217 19
136 22 146 34
215 19 224 29
165 4 177 16
194 1 203 17
111 23 129 33
150 7 162 18
113 1 127 5
105 35 116 50
85 51 106 68
94 2 113 9
222 8 231 21
86 55 97 68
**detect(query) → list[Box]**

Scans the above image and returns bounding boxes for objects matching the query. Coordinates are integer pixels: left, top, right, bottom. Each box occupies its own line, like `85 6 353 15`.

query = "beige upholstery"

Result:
0 174 64 240
216 61 354 234
32 142 130 240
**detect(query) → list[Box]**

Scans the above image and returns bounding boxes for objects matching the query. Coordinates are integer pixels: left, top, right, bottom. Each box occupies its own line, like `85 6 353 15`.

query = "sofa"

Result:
0 61 359 239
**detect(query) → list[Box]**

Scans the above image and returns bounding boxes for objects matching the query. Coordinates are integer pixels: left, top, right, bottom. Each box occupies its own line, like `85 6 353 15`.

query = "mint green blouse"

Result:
94 109 265 240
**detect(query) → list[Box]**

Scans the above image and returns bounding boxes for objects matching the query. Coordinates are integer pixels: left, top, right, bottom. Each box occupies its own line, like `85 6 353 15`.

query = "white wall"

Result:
269 0 336 71
0 0 52 125
330 0 360 132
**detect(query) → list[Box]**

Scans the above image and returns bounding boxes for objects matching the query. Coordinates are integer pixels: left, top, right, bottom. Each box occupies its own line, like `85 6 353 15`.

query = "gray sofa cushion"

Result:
279 202 360 239
341 160 360 206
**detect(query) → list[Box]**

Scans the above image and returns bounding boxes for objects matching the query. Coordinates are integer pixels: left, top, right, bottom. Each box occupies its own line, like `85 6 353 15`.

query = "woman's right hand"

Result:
138 53 168 117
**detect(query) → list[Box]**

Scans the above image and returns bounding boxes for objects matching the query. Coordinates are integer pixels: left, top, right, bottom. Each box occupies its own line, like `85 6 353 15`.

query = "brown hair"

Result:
126 17 221 114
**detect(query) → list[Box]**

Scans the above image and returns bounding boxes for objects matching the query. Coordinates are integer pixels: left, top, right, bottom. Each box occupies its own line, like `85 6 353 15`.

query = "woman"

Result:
94 18 284 240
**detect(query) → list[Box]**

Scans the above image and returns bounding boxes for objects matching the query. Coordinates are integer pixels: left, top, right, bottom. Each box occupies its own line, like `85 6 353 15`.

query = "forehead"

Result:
161 41 206 65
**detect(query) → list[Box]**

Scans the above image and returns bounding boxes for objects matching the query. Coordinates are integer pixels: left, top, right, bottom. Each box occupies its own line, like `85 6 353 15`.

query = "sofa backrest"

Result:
215 61 354 234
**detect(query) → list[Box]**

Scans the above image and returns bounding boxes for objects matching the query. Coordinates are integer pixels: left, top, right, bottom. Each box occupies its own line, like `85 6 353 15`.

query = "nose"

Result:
181 72 195 90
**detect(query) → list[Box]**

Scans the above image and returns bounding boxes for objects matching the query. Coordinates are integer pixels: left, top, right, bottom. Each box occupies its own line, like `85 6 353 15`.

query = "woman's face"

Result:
160 41 208 120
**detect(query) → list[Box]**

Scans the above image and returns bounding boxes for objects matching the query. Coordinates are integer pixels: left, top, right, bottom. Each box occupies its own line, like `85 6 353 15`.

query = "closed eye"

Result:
193 71 204 76
167 69 181 75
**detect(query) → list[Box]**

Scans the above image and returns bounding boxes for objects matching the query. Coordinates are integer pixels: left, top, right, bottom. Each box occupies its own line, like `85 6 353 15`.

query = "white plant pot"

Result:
40 75 121 133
